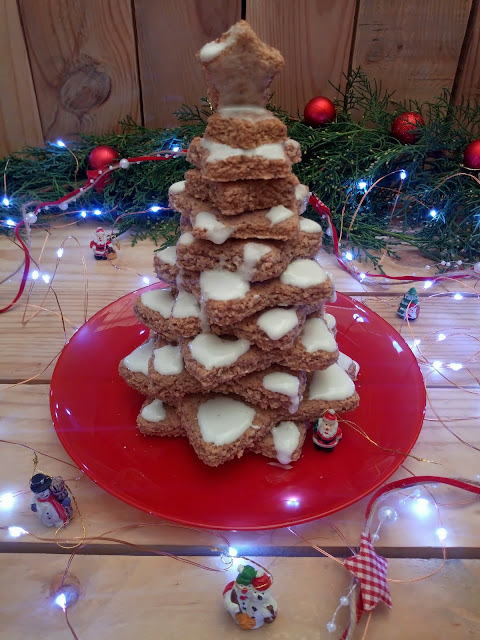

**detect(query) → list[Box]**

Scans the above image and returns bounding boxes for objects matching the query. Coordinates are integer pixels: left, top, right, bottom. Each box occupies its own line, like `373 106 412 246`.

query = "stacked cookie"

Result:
119 21 360 466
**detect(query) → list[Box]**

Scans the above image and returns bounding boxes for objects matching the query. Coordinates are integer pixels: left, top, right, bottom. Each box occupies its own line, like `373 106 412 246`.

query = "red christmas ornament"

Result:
303 96 336 127
463 139 480 169
88 145 119 170
88 145 119 193
391 112 425 144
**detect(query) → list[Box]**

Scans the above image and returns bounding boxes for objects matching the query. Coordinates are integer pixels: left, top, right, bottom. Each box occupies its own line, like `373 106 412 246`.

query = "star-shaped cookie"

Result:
197 20 284 109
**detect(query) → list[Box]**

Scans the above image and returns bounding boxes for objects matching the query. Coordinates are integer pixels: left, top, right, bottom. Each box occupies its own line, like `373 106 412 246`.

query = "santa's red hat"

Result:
251 571 272 591
323 409 337 422
95 227 105 233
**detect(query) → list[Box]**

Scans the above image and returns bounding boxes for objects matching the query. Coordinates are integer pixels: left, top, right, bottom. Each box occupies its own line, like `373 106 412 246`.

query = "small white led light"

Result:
150 205 161 212
432 360 442 369
435 527 447 541
6 219 15 227
56 140 65 147
42 274 51 284
357 180 367 190
8 526 27 538
142 277 150 285
93 209 101 216
423 280 433 289
400 170 407 180
56 248 64 258
2 197 10 206
437 333 446 341
80 211 87 218
429 209 437 218
453 293 463 300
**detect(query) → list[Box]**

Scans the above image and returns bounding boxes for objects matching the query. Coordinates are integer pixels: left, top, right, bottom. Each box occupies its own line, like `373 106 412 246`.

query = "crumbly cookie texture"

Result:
136 398 184 437
217 367 307 412
155 231 322 284
205 110 287 149
184 169 304 215
178 393 278 466
197 20 284 110
133 288 202 340
187 136 301 182
179 336 274 387
181 265 334 327
250 420 308 464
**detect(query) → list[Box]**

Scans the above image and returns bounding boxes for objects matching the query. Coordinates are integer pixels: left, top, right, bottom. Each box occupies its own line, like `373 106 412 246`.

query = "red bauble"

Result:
88 145 119 170
463 139 480 169
391 112 425 144
304 96 336 127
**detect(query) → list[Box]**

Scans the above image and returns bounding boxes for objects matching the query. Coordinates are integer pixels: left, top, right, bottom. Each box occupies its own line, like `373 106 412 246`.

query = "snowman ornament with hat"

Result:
223 564 277 629
30 473 73 528
312 409 342 451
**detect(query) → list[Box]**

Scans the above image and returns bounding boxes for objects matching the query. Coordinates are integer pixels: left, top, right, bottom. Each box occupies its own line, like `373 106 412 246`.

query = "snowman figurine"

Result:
30 473 72 528
223 564 277 630
312 409 342 452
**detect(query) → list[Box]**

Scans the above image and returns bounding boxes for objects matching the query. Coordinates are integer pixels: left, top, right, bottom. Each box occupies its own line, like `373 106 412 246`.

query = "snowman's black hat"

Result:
30 473 52 493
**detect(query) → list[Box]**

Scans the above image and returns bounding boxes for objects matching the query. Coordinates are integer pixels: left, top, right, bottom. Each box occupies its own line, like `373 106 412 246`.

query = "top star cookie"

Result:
197 20 284 109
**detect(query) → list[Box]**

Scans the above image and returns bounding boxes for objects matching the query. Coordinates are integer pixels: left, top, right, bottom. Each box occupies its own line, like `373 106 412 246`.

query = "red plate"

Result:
51 285 425 530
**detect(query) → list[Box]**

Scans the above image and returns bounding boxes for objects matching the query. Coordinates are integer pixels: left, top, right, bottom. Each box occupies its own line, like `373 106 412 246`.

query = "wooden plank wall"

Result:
0 0 479 157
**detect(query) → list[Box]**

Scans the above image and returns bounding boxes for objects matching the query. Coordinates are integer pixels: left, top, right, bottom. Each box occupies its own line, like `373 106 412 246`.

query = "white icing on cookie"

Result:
199 33 235 62
300 318 337 353
140 289 175 317
326 271 337 303
153 345 184 376
256 308 298 339
123 338 155 376
309 363 355 401
266 205 294 226
156 245 176 265
178 232 194 246
201 139 287 162
272 421 300 465
172 289 201 319
194 211 234 244
200 269 250 301
240 242 271 280
263 372 300 413
197 397 256 445
324 312 336 331
168 180 185 195
299 218 322 233
338 352 360 378
280 259 328 288
141 399 166 422
295 184 310 201
189 334 250 370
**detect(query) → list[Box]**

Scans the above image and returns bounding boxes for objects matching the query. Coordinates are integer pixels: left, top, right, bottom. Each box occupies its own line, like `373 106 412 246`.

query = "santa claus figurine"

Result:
223 564 277 629
90 227 116 260
30 473 73 528
312 409 342 451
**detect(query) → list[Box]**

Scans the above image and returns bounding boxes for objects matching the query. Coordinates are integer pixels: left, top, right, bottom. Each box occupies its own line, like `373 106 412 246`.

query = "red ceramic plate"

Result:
51 285 425 530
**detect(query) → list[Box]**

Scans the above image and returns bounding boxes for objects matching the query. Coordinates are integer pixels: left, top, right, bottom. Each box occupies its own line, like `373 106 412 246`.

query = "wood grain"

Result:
1 554 479 639
1 385 478 549
18 0 140 141
452 0 480 103
352 0 472 105
134 0 241 128
0 223 478 382
247 0 357 115
0 0 43 156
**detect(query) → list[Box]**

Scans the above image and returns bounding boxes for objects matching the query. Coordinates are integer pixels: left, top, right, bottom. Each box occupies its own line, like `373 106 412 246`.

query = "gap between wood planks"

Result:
0 542 478 559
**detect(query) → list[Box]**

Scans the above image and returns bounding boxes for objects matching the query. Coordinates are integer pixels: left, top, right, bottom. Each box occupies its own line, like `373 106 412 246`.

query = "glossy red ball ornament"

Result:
391 112 425 144
463 139 480 169
304 96 336 127
88 145 119 170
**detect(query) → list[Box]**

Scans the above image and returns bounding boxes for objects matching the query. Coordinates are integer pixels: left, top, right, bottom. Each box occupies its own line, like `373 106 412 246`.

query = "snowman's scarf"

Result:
37 493 68 522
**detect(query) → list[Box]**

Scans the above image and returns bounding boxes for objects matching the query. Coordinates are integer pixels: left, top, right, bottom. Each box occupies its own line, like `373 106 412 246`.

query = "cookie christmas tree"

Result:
119 21 360 467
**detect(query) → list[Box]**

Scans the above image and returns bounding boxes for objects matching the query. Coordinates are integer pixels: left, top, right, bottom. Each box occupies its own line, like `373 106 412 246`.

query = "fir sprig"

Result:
1 73 479 266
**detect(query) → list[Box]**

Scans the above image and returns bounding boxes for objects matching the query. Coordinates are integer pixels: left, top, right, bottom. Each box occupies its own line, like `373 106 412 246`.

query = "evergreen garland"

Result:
1 70 479 266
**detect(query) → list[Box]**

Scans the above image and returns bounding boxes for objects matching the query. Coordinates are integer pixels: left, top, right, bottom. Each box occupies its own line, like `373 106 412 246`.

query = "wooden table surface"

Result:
1 221 479 639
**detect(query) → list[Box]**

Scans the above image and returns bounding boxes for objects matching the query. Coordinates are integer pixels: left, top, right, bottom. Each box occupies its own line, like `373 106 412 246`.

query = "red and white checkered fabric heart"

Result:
344 532 392 611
